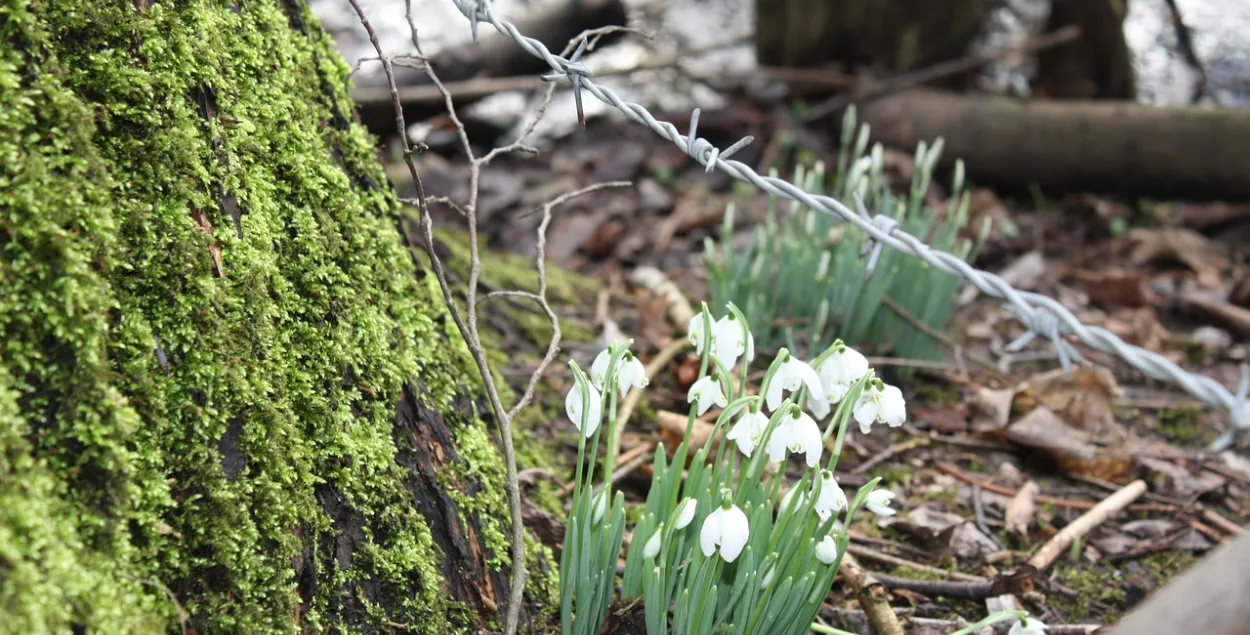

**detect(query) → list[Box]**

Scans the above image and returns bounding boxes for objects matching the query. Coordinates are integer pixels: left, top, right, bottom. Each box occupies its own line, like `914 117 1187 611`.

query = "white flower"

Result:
778 484 807 517
807 394 831 421
643 523 664 559
590 349 649 399
852 382 906 434
725 407 769 458
764 355 826 413
673 498 697 530
687 313 713 355
712 314 754 369
815 534 840 564
687 374 728 416
765 408 823 468
699 503 750 563
813 470 848 521
816 344 869 405
591 490 608 524
565 379 603 438
590 349 612 391
1007 617 1048 635
864 489 896 517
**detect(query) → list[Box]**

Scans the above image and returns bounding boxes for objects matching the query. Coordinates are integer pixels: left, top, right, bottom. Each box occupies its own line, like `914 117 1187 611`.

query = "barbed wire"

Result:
447 0 1248 451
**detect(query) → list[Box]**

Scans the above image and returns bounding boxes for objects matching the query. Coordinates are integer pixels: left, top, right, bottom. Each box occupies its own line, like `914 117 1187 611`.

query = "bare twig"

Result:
851 436 929 474
1027 480 1147 573
846 544 987 583
837 552 905 635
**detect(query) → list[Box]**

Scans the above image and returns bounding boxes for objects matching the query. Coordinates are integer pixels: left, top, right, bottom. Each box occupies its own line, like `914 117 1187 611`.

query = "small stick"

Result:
838 552 905 635
871 573 994 600
1027 480 1147 573
846 544 987 583
937 462 1173 513
1200 508 1244 536
558 441 655 498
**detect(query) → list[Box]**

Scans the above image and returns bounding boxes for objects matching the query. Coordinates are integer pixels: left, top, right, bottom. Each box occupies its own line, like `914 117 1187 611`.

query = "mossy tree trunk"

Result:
0 1 554 633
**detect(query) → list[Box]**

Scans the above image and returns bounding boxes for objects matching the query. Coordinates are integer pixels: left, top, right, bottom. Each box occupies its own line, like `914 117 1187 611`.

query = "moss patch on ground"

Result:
0 0 556 632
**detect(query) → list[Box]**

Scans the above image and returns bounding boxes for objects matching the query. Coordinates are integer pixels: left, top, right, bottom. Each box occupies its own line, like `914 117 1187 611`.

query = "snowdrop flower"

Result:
565 376 603 438
699 501 750 563
1007 617 1048 635
643 523 664 559
815 534 840 564
687 313 713 355
712 314 754 369
765 407 823 468
764 353 825 413
687 373 728 416
591 490 608 524
725 406 769 458
815 342 870 405
673 497 697 530
864 488 896 517
813 470 848 521
590 348 649 398
852 380 906 434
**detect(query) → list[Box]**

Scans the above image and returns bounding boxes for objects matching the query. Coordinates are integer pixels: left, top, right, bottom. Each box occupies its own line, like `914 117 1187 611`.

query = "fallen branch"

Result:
1027 480 1147 573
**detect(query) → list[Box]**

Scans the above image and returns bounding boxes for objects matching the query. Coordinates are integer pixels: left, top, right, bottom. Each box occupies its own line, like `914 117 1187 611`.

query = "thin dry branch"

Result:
1027 479 1147 573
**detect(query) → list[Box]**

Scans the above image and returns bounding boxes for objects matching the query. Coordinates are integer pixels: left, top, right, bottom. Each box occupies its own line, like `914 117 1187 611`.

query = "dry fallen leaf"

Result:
1016 368 1125 443
1004 480 1039 537
970 386 1016 432
1066 268 1157 309
1125 227 1227 290
1004 406 1133 482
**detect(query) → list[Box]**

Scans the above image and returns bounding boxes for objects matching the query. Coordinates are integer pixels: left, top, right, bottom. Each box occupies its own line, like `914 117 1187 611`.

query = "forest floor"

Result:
396 100 1250 632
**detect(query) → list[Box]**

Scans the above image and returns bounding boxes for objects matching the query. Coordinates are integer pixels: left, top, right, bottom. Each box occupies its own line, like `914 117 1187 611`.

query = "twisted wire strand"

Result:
449 0 1246 443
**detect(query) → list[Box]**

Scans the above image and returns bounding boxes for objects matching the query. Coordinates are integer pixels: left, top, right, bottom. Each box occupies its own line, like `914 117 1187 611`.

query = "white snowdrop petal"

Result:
1007 617 1048 635
643 526 663 559
590 349 611 391
865 489 896 516
718 506 750 563
687 314 712 354
699 508 721 557
565 381 603 438
674 498 697 529
815 535 839 564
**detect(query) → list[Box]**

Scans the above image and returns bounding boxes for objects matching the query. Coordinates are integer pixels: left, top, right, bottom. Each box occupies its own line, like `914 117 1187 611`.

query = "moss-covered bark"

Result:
0 0 554 632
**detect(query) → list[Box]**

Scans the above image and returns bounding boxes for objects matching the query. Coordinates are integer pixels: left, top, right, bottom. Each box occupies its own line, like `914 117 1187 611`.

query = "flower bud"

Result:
643 523 664 559
673 498 696 530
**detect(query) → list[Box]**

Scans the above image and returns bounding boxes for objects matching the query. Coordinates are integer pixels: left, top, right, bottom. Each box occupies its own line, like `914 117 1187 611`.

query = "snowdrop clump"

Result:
561 303 908 635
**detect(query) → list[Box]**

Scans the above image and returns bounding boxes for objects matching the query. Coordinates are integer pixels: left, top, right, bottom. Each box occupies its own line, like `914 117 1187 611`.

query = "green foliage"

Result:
0 0 554 632
706 107 986 366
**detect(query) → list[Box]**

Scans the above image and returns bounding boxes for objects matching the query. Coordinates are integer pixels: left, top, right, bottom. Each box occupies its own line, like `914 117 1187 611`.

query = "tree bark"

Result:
1035 0 1135 99
856 88 1250 201
755 0 994 75
0 1 551 633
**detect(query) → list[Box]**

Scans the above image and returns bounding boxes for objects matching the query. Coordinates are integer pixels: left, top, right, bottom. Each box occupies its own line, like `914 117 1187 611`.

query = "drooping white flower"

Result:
589 349 612 391
765 408 823 468
617 354 648 398
673 498 697 530
864 488 896 517
807 393 831 421
687 313 713 355
565 379 603 438
1007 617 1048 635
687 374 728 416
816 343 870 405
643 523 664 559
699 503 750 563
591 490 608 524
815 534 840 564
852 382 906 434
764 355 826 413
712 314 754 369
725 407 769 458
813 470 848 521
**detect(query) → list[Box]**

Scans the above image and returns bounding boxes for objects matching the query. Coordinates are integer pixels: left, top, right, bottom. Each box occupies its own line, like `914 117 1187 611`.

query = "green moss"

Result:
1052 565 1128 622
1156 405 1205 446
0 0 554 632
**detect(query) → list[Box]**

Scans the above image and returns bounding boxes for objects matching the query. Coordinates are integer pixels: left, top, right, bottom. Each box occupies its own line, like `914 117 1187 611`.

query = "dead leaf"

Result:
1177 291 1250 338
1136 456 1227 500
1126 228 1227 290
1004 406 1133 481
1066 268 1157 309
1174 201 1250 231
1016 368 1125 443
911 403 969 433
970 386 1016 432
657 409 717 456
1004 480 1039 536
1232 270 1250 309
191 209 224 277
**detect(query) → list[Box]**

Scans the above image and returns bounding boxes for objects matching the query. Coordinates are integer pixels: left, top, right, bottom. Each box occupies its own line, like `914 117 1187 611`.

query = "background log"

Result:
857 89 1250 201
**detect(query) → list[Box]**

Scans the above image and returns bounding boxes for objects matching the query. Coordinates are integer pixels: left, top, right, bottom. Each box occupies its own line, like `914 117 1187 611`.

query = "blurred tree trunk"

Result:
0 0 551 633
1035 0 1135 99
755 0 995 75
858 88 1250 200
